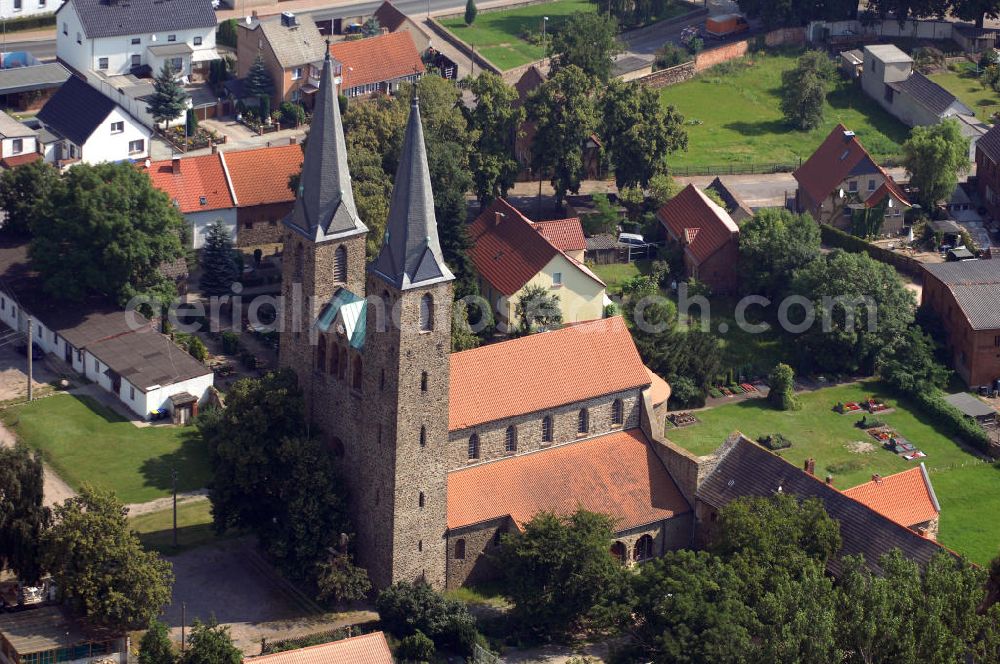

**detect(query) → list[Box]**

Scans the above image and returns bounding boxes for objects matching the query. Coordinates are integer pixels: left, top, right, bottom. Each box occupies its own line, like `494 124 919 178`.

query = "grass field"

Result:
1 394 211 504
129 500 230 554
660 52 909 170
666 381 1000 564
441 0 595 70
930 64 1000 121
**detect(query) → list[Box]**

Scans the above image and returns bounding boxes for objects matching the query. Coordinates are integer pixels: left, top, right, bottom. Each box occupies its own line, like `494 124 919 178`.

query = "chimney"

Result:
211 143 219 155
804 458 816 476
281 11 297 27
171 157 181 175
251 9 258 18
494 211 505 226
871 473 882 483
289 136 297 145
825 475 834 486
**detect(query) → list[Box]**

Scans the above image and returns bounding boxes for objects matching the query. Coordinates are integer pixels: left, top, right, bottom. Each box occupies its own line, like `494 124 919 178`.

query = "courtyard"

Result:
0 393 210 504
659 51 909 170
666 380 1000 564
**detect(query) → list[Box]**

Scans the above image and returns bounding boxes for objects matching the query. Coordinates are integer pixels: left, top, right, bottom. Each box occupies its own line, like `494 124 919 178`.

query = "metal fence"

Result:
668 156 903 178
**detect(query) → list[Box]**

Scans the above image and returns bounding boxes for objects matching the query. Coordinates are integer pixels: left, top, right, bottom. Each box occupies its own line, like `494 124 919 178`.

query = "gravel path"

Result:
127 491 210 517
0 419 76 508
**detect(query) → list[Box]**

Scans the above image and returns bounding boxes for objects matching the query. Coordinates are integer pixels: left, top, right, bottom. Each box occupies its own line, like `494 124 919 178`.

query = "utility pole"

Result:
470 43 475 77
181 602 186 652
172 466 178 548
26 317 32 402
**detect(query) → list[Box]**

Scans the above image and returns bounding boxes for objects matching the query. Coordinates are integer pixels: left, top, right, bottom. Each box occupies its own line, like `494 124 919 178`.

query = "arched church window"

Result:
419 293 434 332
612 399 624 425
333 245 347 283
505 426 517 453
468 434 480 459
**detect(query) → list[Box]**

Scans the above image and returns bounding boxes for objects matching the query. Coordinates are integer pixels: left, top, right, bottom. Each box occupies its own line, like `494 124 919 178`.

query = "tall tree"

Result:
879 325 950 394
199 220 239 297
767 362 800 411
549 12 620 83
244 55 275 105
952 0 1000 27
146 64 189 130
514 284 562 334
902 118 971 208
780 51 835 130
0 160 60 237
527 65 598 206
180 619 241 664
0 444 49 584
464 0 477 25
42 486 173 631
737 0 858 28
738 208 820 297
29 162 186 306
138 620 177 664
467 72 523 206
600 79 687 189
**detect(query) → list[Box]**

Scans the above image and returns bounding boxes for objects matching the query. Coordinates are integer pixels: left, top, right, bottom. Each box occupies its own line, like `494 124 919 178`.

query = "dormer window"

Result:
199 196 207 206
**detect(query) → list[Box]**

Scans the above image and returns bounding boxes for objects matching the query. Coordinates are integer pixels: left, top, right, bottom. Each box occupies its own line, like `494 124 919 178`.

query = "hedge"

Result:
819 224 922 278
912 389 992 453
2 12 56 32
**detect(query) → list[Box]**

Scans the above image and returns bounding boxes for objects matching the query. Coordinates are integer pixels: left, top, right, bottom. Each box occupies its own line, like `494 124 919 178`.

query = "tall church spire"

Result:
370 95 454 290
285 47 366 241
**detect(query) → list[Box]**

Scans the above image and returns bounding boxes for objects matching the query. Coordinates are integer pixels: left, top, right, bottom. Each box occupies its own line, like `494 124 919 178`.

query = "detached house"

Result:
468 198 606 330
144 154 236 249
657 184 741 294
56 0 218 80
793 124 910 231
236 12 327 108
36 75 150 165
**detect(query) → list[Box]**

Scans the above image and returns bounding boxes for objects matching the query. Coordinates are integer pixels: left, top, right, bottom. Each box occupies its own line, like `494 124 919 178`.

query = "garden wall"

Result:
819 224 923 278
633 60 695 87
694 40 749 71
764 26 806 47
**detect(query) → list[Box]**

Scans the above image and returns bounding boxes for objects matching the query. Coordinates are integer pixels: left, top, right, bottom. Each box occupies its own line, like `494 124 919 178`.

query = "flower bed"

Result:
834 401 863 414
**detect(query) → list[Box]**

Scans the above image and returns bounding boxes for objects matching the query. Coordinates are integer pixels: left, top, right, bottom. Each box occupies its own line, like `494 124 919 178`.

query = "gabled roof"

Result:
244 632 393 664
923 259 1000 330
0 111 36 139
843 465 940 528
0 62 70 96
37 76 117 146
697 436 946 575
865 181 911 209
706 176 753 220
252 15 327 69
315 288 366 349
145 154 235 214
514 65 545 106
370 97 453 290
976 123 1000 164
449 316 650 430
447 428 690 531
61 0 217 39
656 184 739 264
220 143 302 208
373 0 409 32
532 217 586 252
888 72 970 117
328 32 424 91
793 124 904 208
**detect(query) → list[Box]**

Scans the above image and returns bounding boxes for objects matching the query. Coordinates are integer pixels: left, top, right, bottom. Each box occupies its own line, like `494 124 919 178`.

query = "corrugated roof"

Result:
145 154 235 213
447 428 690 530
449 316 650 430
329 31 424 90
888 72 966 117
88 326 210 390
221 143 302 208
0 62 70 95
943 391 997 418
922 259 1000 330
657 184 739 264
532 217 586 252
253 14 326 69
244 632 393 664
843 465 940 528
63 0 217 39
37 76 116 146
697 436 946 575
976 124 1000 164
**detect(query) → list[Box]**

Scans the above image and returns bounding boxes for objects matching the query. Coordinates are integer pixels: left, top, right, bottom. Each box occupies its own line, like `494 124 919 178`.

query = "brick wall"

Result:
922 271 1000 388
694 40 749 72
764 27 805 47
634 61 696 88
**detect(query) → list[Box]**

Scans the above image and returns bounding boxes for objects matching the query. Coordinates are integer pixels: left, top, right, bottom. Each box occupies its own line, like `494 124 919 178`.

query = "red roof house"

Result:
329 32 424 98
220 143 303 248
843 465 941 539
532 217 586 261
656 183 741 294
144 153 236 249
244 632 393 664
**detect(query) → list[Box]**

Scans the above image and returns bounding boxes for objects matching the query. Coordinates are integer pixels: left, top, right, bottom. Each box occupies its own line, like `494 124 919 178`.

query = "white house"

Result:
144 153 237 248
0 0 61 20
0 110 39 167
36 75 150 165
55 0 218 79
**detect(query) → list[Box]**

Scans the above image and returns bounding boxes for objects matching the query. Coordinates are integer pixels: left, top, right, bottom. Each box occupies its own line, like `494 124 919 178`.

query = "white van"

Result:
618 232 645 246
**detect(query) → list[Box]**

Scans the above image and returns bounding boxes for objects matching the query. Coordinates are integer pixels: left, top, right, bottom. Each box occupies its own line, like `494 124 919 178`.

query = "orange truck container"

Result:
705 13 750 38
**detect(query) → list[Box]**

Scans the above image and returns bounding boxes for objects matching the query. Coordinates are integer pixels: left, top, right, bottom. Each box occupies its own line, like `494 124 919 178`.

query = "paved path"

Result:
0 419 76 508
127 490 210 517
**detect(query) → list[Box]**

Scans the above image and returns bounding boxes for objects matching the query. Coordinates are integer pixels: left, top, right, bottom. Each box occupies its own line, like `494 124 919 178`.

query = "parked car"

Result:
618 232 646 247
15 341 44 360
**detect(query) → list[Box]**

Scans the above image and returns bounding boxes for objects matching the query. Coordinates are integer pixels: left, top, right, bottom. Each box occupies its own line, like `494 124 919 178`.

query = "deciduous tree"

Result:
780 51 835 130
738 208 820 297
767 362 800 410
514 284 562 334
0 160 60 237
902 118 971 207
376 582 481 655
180 618 241 664
146 64 189 130
138 620 176 664
468 72 523 206
879 325 950 393
549 12 620 83
0 444 49 584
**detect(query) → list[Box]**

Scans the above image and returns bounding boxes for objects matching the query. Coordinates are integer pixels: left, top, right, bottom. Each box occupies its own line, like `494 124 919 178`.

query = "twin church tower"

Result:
279 51 455 588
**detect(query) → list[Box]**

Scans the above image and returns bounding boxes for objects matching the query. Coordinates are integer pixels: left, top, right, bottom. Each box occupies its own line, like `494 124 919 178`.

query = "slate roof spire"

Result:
285 45 366 241
370 95 454 290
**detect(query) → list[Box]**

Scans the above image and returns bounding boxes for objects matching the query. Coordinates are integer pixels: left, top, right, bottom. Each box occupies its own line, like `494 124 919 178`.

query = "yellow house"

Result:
469 199 607 332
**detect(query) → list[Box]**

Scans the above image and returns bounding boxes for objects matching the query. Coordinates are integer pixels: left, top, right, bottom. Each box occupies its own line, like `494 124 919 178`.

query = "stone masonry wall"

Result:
445 518 510 589
694 40 749 72
236 202 293 248
447 389 642 469
634 61 696 88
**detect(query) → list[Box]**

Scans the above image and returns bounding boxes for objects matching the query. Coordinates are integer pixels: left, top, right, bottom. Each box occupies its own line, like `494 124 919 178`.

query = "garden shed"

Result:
943 392 997 425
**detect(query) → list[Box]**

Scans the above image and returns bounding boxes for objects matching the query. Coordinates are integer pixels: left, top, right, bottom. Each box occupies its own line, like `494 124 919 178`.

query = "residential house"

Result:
0 606 127 664
468 198 607 331
512 65 544 170
55 0 218 80
532 216 586 262
657 183 741 294
0 111 40 168
843 465 941 540
328 31 424 98
793 124 910 231
243 632 393 664
236 12 327 108
861 44 976 128
921 259 1000 388
36 75 150 165
221 142 303 248
373 0 431 50
0 53 70 111
144 153 237 249
0 0 61 18
975 123 1000 219
0 241 213 420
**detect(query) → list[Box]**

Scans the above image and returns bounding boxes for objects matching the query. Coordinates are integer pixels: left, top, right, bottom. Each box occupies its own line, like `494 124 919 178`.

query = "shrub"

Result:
397 630 435 662
654 42 688 70
826 458 866 474
187 336 208 363
767 363 800 411
856 415 884 429
221 331 240 355
833 402 845 414
669 375 704 409
376 582 480 656
279 102 306 127
757 433 791 451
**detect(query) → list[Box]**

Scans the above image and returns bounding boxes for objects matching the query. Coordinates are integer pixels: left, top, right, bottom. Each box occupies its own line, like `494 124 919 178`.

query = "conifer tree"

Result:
244 55 274 115
465 0 477 25
199 220 238 297
146 64 189 130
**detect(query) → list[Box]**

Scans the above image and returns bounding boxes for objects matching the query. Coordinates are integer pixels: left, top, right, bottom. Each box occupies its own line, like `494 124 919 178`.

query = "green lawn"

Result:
130 500 230 555
666 381 1000 564
660 52 909 170
441 0 596 70
929 64 1000 121
588 260 643 292
1 394 211 504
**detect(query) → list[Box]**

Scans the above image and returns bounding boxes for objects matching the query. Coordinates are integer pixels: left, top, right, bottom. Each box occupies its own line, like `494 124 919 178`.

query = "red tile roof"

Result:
793 124 910 208
864 181 911 209
656 184 739 264
469 198 561 296
647 367 670 406
221 143 302 208
532 217 586 252
244 633 392 664
449 316 650 430
843 465 940 528
447 428 690 530
145 154 235 213
329 32 424 91
0 153 41 169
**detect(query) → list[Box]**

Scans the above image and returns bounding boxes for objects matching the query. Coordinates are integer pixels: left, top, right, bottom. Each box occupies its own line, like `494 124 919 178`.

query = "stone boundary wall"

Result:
693 39 749 71
632 60 695 87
